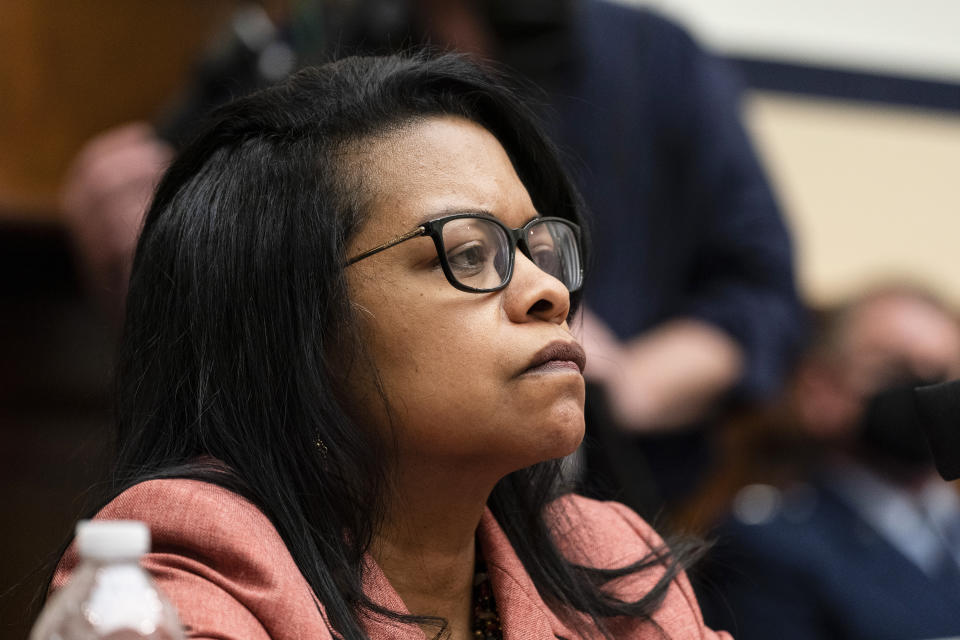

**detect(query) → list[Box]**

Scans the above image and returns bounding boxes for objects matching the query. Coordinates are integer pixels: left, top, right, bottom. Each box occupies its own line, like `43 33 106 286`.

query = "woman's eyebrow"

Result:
414 208 542 228
414 207 496 226
522 213 543 226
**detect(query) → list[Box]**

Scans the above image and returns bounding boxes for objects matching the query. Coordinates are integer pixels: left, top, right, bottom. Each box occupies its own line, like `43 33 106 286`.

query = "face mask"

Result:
858 378 938 468
914 378 960 480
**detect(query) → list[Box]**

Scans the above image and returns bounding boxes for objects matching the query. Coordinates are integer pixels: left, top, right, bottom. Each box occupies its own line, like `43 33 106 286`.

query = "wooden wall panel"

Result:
0 1 238 220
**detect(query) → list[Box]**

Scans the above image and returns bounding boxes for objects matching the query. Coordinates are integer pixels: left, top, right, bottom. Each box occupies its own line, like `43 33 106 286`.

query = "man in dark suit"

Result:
704 286 960 639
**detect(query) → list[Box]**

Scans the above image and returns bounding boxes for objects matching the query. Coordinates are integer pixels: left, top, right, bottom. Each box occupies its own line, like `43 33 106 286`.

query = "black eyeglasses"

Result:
346 213 583 293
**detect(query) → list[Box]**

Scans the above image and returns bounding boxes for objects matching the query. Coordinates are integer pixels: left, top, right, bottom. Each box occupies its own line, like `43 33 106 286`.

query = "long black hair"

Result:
100 53 695 639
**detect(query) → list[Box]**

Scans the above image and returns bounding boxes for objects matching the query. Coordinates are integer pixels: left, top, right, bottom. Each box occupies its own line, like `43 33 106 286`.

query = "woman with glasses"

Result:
47 54 729 640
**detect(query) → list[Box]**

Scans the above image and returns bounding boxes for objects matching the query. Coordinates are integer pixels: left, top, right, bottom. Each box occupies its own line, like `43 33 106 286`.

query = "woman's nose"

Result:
503 249 571 325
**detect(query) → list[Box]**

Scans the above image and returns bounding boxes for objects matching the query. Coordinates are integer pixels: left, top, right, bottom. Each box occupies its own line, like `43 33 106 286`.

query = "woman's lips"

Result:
524 360 583 375
522 341 587 375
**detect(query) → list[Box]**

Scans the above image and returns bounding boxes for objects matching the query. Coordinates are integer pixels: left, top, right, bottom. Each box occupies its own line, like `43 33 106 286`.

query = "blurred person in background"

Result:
702 285 960 639
59 0 802 519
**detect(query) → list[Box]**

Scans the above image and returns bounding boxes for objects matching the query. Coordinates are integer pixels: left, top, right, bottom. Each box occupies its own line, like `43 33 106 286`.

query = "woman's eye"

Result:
532 247 560 276
447 243 488 273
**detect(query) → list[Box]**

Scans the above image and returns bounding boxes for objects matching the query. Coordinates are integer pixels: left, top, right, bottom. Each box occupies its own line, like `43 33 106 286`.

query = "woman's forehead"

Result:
354 115 538 236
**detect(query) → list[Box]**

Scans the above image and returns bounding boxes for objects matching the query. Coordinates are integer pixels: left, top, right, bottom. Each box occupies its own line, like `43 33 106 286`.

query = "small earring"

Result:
315 437 328 458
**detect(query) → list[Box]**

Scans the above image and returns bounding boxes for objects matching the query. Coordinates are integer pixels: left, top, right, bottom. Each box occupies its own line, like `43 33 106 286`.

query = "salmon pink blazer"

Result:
53 479 730 639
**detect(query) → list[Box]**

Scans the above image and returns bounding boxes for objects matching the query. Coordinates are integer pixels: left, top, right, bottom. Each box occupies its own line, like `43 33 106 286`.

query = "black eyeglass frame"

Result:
345 213 583 294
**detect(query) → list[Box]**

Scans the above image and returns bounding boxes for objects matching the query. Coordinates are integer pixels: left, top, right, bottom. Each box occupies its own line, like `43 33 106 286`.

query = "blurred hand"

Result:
60 122 173 318
576 309 744 432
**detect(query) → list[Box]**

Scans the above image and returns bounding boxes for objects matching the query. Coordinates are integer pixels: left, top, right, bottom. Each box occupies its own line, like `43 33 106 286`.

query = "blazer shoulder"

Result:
54 479 331 640
101 478 276 544
549 494 667 568
549 495 732 640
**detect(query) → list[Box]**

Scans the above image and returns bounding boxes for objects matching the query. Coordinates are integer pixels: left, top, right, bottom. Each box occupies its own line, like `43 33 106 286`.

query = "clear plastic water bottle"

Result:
30 520 185 640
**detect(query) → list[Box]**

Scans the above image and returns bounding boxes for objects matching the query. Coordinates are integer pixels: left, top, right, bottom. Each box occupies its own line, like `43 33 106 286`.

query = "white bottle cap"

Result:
76 520 150 560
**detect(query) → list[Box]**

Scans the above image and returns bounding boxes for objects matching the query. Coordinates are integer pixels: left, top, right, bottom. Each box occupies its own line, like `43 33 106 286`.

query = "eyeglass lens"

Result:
440 218 581 291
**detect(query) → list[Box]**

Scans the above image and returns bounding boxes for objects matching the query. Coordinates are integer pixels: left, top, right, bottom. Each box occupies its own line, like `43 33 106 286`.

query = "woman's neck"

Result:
372 459 500 640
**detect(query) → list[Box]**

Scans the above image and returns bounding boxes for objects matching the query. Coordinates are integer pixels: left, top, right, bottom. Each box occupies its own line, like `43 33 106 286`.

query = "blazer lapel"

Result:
357 509 578 639
477 507 579 639
359 556 427 640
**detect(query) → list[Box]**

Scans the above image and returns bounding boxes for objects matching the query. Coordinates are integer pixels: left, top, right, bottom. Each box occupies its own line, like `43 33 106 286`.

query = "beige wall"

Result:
743 92 960 309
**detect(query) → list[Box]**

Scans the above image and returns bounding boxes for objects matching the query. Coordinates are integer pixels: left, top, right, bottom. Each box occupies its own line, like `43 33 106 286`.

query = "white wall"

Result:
620 0 960 83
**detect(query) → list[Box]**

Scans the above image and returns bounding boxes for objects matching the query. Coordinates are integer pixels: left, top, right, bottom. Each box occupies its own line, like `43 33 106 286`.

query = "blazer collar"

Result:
359 506 577 639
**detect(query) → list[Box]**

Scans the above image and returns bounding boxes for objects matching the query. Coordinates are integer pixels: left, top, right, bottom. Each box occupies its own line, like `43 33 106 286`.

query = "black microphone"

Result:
914 379 960 480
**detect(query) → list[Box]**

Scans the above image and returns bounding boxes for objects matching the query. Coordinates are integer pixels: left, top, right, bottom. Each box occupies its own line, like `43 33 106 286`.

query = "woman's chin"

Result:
521 407 585 466
551 417 586 460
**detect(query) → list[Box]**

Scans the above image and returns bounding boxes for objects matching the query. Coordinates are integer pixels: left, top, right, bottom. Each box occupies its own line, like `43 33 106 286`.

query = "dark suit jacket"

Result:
702 479 960 639
550 1 802 400
545 1 803 516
